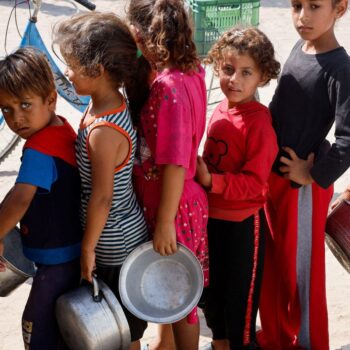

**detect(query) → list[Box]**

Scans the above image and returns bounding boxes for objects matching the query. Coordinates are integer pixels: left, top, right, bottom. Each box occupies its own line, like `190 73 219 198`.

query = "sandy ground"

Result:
0 0 349 349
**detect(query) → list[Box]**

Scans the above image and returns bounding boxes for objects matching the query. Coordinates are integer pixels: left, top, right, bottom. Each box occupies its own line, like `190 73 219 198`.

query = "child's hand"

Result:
153 221 177 256
330 186 350 210
196 156 212 188
80 249 96 283
279 147 314 185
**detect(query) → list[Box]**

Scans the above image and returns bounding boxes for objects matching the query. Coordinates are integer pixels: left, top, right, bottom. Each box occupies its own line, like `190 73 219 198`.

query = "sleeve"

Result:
310 63 350 188
16 148 58 191
154 80 192 168
210 118 278 201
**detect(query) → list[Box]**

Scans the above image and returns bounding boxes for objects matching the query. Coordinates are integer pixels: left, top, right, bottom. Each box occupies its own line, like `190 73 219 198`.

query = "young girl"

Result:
127 0 209 349
0 47 82 350
257 1 350 349
53 12 150 350
196 27 280 350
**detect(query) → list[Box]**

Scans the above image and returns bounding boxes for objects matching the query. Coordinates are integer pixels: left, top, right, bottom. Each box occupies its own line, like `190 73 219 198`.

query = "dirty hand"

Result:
196 156 212 188
153 221 177 256
279 147 314 185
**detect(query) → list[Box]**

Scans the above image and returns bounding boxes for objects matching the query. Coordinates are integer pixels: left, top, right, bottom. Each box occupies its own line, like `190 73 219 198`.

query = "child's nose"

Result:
230 72 239 82
12 111 24 125
299 8 309 23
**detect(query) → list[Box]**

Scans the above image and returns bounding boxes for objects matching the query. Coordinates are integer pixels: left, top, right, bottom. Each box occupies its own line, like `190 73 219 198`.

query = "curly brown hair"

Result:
205 27 280 86
127 0 200 72
0 47 55 100
52 12 151 124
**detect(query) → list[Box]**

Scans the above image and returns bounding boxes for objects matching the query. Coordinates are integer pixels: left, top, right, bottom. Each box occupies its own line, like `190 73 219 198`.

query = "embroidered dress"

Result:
133 66 209 323
76 100 149 266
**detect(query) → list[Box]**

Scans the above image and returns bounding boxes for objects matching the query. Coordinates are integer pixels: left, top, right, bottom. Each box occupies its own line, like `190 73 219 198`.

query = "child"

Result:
196 27 280 350
0 47 82 350
257 1 350 349
53 12 150 350
127 0 209 349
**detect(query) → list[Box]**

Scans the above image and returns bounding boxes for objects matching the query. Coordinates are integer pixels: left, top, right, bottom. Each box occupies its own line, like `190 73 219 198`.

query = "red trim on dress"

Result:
243 212 260 345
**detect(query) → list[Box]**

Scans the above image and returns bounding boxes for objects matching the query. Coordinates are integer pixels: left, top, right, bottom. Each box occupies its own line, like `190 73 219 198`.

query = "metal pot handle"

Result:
92 274 103 302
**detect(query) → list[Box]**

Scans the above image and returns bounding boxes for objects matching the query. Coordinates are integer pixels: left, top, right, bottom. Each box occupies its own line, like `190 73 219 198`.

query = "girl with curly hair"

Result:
127 0 209 349
196 27 280 350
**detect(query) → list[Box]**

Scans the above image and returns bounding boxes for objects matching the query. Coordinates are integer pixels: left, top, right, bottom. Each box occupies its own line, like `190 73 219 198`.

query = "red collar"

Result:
24 117 77 167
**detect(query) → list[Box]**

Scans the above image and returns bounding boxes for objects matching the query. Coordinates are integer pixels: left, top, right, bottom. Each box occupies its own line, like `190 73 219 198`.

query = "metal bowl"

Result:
56 276 131 350
0 227 36 297
119 242 204 323
325 200 350 274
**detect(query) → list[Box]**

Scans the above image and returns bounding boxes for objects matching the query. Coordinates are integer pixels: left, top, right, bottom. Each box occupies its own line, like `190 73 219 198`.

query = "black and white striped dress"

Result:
76 101 149 266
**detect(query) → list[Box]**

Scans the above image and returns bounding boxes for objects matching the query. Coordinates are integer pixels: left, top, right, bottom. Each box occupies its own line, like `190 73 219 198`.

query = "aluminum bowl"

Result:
0 227 36 297
56 276 131 350
119 242 204 323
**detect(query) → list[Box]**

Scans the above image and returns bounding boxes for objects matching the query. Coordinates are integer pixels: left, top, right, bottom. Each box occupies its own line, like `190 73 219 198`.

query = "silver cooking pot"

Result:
0 227 36 297
56 276 131 350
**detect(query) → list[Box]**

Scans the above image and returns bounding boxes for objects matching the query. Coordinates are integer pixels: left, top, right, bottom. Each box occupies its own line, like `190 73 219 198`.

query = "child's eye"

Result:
310 4 319 10
291 3 301 10
242 70 252 76
223 66 234 75
0 107 10 114
21 102 31 109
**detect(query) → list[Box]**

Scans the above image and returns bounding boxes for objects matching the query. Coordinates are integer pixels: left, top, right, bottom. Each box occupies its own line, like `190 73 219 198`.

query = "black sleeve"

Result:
310 63 350 188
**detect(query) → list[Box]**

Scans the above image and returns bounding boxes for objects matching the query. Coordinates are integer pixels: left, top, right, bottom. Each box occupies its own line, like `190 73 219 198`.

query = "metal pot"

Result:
325 199 350 273
56 276 131 350
0 227 36 297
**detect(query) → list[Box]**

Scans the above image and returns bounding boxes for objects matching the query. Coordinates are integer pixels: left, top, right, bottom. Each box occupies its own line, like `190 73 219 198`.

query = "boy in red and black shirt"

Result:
0 47 82 349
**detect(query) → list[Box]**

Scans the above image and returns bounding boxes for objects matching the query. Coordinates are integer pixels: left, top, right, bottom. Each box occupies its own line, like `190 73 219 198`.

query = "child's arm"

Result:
0 183 36 269
279 146 315 185
80 126 127 282
153 164 185 256
196 156 212 188
0 184 36 240
200 118 278 201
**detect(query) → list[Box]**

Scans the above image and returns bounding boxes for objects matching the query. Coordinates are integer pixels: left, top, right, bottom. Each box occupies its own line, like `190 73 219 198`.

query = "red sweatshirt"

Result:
203 100 278 222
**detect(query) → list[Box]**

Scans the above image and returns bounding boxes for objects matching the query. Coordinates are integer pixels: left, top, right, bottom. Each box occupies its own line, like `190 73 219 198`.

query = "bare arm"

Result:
0 183 36 240
80 126 128 282
0 184 36 270
153 164 185 256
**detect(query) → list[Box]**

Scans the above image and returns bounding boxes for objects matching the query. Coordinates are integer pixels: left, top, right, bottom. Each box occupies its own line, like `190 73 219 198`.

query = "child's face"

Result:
290 0 341 43
0 90 56 139
218 50 265 109
64 61 97 96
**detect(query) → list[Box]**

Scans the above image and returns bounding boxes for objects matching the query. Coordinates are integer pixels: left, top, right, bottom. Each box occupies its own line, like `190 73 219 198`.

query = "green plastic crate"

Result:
187 0 260 55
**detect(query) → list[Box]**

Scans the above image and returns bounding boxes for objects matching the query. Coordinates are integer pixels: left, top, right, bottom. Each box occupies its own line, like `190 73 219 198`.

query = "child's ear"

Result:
258 75 268 87
47 90 57 112
336 0 348 18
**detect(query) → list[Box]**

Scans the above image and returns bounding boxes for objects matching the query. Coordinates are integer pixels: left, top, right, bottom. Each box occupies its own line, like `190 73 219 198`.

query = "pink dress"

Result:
133 66 209 323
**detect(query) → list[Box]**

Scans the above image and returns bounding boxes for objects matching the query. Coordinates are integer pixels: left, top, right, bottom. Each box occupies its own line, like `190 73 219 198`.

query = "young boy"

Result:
0 47 82 350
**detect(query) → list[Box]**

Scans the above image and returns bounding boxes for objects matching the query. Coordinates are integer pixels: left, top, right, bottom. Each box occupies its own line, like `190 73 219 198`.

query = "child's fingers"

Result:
330 198 341 211
279 156 292 165
283 146 298 160
279 165 290 173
